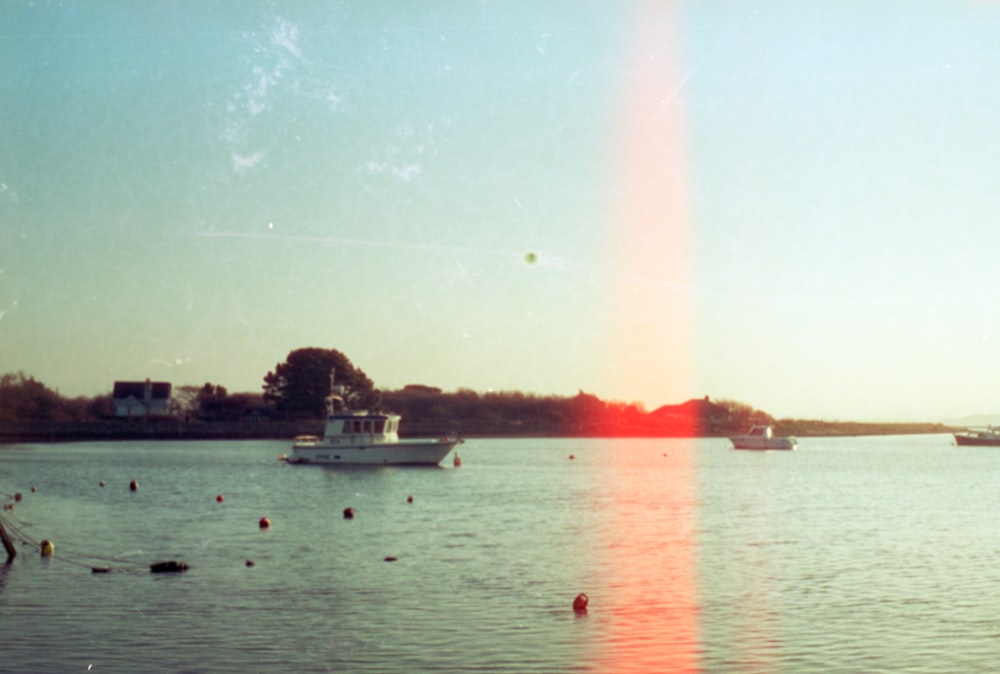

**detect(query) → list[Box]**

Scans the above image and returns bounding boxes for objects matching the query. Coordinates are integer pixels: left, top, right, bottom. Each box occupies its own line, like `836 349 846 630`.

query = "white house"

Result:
113 379 173 417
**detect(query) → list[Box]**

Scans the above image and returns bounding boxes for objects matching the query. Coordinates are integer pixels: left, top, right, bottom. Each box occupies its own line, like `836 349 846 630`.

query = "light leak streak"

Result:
598 2 700 671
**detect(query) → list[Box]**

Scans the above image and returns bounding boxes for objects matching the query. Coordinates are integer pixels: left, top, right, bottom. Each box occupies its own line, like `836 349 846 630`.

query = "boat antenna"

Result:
327 368 346 413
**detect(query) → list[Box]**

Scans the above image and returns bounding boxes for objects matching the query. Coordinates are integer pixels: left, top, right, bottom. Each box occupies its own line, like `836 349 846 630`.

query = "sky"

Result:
3 1 1000 422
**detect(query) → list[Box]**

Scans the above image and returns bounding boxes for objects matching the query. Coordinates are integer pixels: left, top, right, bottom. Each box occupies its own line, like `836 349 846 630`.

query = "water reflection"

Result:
725 457 780 673
0 558 11 595
596 440 700 673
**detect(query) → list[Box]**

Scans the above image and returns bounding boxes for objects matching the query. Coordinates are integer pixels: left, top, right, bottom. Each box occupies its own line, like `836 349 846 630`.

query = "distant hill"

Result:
946 414 1000 428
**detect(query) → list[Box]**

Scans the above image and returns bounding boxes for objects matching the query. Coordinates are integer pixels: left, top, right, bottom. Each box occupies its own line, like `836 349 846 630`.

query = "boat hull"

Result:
954 434 1000 447
288 438 460 465
730 438 797 451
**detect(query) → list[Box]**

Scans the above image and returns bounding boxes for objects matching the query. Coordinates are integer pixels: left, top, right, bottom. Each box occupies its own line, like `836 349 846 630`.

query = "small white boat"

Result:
286 383 461 466
730 425 797 451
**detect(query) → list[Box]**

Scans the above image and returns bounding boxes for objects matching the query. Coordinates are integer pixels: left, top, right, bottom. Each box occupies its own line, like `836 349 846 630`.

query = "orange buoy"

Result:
343 507 355 519
453 452 462 467
216 494 224 503
573 593 589 613
259 516 270 528
569 454 575 460
40 540 55 557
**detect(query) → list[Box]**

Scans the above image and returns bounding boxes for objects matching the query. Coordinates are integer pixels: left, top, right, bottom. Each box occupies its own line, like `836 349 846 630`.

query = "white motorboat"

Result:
730 425 797 451
286 383 461 466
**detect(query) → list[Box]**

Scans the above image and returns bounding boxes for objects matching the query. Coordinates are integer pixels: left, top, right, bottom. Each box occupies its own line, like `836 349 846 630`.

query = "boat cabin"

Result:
327 413 399 436
318 375 400 444
316 411 402 445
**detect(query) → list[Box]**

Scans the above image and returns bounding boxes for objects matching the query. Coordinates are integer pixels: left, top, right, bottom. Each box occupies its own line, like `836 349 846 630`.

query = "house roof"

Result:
649 397 724 420
112 381 172 399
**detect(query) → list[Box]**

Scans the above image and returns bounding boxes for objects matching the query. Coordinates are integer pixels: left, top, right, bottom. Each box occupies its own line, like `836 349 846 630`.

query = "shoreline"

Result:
0 419 957 444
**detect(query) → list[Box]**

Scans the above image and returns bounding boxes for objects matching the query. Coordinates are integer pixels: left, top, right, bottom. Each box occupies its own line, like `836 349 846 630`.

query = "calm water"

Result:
0 434 998 673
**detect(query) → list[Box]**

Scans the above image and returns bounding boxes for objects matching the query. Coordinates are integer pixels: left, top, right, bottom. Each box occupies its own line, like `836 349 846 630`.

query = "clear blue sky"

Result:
3 2 999 422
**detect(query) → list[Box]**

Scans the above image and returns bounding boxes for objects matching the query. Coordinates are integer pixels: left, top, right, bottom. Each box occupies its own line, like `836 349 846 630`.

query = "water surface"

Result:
0 434 992 672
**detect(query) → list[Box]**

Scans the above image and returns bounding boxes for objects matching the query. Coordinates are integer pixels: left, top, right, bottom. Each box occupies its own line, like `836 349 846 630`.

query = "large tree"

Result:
0 371 62 421
262 348 379 418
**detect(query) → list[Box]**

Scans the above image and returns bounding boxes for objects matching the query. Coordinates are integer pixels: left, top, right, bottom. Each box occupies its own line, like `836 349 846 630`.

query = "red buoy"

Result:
216 494 224 503
573 593 589 613
259 517 270 528
343 507 354 519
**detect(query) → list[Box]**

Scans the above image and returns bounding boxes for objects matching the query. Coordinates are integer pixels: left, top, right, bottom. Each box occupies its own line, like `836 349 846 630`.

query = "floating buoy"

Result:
569 454 575 460
343 507 354 520
278 454 288 462
406 495 413 503
384 556 398 562
150 560 189 573
573 593 589 613
30 486 37 493
91 567 110 574
99 481 106 488
216 494 224 503
453 452 462 468
259 517 270 528
40 540 55 557
129 479 138 492
14 492 22 501
245 559 255 567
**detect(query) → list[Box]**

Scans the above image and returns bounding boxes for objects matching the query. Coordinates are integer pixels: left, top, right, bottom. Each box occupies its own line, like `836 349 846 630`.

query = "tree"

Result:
715 399 774 431
262 348 379 418
0 372 63 421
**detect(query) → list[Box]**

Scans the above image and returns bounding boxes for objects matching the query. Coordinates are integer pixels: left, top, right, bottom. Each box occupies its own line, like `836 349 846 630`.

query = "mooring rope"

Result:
0 490 157 573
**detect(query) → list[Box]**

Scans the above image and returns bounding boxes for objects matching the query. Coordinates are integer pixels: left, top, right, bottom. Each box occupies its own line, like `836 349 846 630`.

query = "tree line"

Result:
0 350 955 437
0 347 788 436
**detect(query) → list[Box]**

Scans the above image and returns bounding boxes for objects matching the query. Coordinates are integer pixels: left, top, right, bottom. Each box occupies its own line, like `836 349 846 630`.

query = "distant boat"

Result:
954 427 1000 447
285 377 461 466
730 425 797 451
